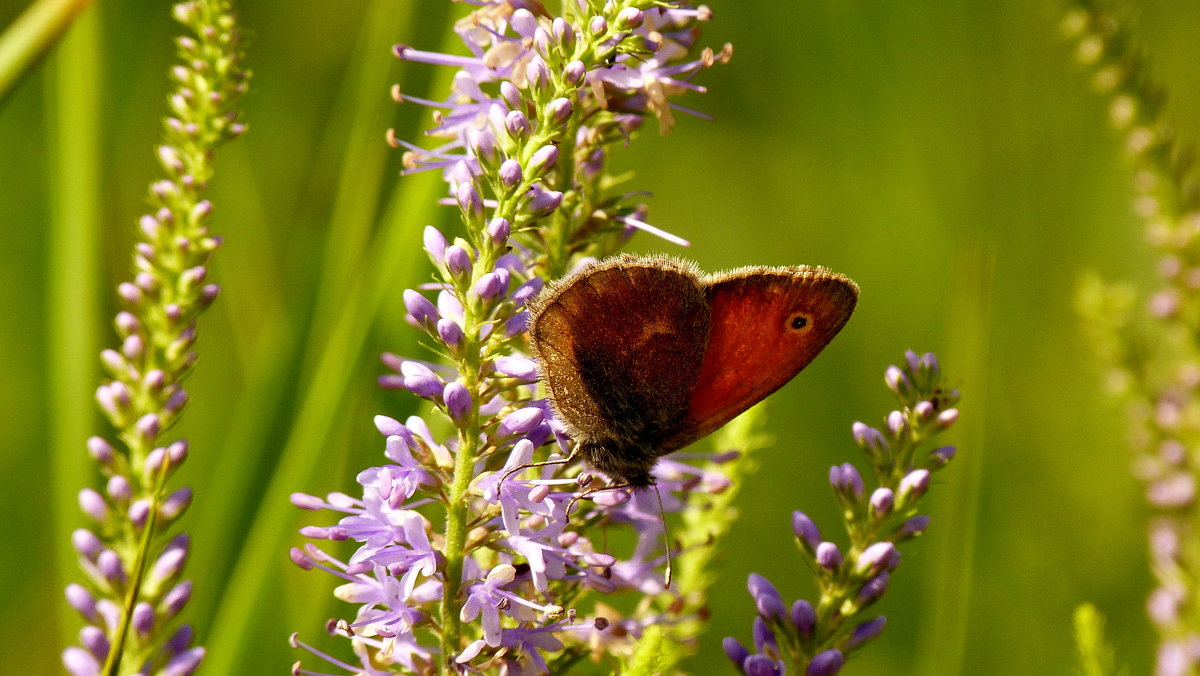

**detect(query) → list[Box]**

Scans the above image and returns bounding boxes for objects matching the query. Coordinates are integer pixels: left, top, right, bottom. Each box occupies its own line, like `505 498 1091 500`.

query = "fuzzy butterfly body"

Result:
527 254 858 486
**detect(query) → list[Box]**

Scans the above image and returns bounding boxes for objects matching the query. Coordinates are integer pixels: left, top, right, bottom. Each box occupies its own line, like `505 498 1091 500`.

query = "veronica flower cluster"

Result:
290 2 734 674
723 352 960 675
61 3 247 675
1065 2 1200 673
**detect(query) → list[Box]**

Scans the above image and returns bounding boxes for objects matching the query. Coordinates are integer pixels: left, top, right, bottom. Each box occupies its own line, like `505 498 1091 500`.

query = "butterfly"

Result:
527 253 858 486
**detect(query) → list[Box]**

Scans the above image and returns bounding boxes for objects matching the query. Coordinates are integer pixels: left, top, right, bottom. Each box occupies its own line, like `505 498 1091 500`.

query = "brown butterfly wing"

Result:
528 255 711 449
659 266 859 452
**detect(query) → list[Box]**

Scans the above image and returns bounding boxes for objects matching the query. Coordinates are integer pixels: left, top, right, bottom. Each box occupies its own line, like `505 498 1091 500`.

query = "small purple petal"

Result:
132 602 154 638
161 647 205 676
72 529 102 559
493 356 539 381
526 186 563 215
497 407 545 438
405 374 445 398
855 542 896 578
86 437 115 465
747 573 786 621
792 511 822 551
869 488 894 519
161 580 192 619
847 616 887 649
722 637 750 672
547 97 573 124
437 318 463 348
744 654 784 676
816 541 843 570
444 245 471 275
65 584 97 621
857 572 890 606
456 181 483 219
500 159 523 188
444 383 472 422
807 649 845 675
791 599 816 636
936 408 959 429
751 616 776 653
403 289 439 324
487 217 511 244
80 625 108 660
927 445 957 468
898 469 931 505
829 463 863 500
62 647 100 676
97 550 126 585
475 272 506 300
896 515 931 540
505 110 530 139
78 489 108 524
564 60 586 85
528 145 559 176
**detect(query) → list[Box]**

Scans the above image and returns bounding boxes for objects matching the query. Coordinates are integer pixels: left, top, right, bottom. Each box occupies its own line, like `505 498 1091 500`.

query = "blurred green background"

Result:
4 0 1196 672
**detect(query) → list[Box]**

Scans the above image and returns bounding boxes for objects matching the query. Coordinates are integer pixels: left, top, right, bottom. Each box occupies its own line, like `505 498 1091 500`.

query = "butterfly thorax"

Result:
577 436 659 487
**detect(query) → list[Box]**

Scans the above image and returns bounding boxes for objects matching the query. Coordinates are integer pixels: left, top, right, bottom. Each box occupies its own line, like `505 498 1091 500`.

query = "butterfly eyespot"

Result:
790 314 810 330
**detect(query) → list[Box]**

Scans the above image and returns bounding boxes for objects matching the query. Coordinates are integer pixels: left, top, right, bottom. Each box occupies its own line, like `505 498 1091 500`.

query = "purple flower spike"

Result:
403 289 439 325
744 655 785 676
816 541 843 571
723 637 751 672
791 599 816 636
792 511 822 551
807 649 845 675
443 382 472 423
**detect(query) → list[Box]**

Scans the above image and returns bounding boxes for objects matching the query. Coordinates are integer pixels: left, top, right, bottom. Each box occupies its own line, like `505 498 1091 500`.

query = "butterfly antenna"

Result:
653 483 673 589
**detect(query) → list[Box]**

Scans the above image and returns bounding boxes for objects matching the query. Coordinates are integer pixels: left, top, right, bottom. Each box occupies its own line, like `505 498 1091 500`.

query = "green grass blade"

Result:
0 0 94 104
